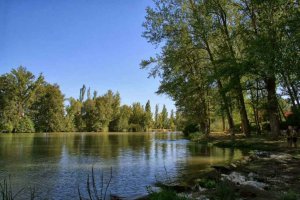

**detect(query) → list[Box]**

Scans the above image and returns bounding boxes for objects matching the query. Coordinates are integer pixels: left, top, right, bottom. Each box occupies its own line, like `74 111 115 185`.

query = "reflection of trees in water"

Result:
182 143 244 176
66 133 153 160
0 134 34 160
31 133 63 157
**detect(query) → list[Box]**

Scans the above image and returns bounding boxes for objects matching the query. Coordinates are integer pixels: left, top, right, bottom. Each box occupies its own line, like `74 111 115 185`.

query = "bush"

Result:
15 116 35 133
286 108 300 127
148 189 189 200
183 123 199 136
215 181 236 200
197 178 216 189
0 122 14 133
188 132 207 142
280 190 299 200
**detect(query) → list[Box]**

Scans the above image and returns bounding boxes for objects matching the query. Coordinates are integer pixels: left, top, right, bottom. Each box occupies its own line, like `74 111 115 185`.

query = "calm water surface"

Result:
0 132 245 199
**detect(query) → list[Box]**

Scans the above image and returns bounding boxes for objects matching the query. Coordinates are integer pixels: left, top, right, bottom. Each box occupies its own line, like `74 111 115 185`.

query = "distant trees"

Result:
141 0 300 136
0 66 179 133
0 67 44 132
65 87 179 132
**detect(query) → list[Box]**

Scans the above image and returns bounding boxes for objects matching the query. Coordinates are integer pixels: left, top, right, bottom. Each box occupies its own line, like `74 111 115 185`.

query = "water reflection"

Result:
0 133 244 199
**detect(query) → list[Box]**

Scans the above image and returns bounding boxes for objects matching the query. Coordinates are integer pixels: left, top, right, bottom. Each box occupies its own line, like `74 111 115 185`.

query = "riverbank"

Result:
146 133 300 200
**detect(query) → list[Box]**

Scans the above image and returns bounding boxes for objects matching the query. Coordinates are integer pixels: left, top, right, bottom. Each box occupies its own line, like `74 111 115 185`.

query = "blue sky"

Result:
0 0 175 112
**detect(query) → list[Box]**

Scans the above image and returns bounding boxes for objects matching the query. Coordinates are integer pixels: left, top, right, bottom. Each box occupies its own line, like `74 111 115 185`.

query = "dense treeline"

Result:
141 0 300 136
0 67 181 133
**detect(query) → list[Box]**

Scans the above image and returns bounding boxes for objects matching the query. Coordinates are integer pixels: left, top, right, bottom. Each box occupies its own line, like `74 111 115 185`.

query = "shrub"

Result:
148 188 189 200
188 132 207 142
197 179 216 189
183 124 199 136
215 181 236 200
15 116 35 133
280 190 299 200
0 122 14 133
286 108 300 127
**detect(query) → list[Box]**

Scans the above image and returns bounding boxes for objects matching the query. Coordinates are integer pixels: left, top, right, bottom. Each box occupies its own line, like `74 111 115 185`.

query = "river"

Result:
0 132 244 199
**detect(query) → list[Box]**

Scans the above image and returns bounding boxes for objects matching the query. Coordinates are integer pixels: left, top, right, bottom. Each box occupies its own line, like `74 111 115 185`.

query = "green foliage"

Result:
215 181 236 200
129 103 146 132
30 84 66 132
113 105 132 132
286 108 300 127
144 100 153 131
0 66 44 133
183 124 199 136
280 190 299 200
0 122 14 133
196 179 216 189
15 116 35 133
141 0 300 136
0 67 180 133
148 188 189 200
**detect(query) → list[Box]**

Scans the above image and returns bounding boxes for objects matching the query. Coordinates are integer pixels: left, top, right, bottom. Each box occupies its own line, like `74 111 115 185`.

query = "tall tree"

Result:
144 100 153 131
161 105 168 129
154 104 159 129
0 66 43 132
79 84 86 102
31 84 65 132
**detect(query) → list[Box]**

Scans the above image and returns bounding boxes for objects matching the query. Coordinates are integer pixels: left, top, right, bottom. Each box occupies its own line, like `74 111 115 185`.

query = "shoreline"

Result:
145 133 300 200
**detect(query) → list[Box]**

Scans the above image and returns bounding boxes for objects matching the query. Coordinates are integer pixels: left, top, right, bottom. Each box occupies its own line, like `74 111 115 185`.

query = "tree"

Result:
154 104 159 128
0 66 44 132
161 105 168 129
144 100 153 131
141 0 299 136
111 105 132 132
79 84 86 102
30 84 66 132
129 102 146 132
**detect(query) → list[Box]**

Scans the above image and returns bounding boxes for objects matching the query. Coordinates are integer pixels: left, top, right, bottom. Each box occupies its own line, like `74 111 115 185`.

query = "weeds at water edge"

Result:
78 167 113 200
0 176 36 200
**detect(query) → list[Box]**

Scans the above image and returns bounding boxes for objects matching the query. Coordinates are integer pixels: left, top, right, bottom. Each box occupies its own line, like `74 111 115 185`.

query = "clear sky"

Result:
0 0 175 112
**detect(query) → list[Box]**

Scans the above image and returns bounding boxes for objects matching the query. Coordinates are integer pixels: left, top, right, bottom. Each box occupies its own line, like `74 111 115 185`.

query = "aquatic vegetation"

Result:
78 167 113 200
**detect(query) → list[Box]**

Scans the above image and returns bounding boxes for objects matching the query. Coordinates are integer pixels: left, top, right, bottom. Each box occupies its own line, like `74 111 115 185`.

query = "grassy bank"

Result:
188 132 290 152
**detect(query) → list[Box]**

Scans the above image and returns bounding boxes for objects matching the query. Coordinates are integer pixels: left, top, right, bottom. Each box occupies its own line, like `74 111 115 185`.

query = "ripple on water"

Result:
0 132 245 199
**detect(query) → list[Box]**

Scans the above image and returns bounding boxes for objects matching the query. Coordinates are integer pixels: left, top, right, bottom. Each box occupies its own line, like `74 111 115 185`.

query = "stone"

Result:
230 163 237 168
212 165 231 174
270 153 292 160
222 172 268 190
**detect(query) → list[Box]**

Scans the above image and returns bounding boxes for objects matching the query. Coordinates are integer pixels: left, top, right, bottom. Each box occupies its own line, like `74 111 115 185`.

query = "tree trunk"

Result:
249 87 261 134
265 77 280 136
205 41 235 135
217 80 235 135
235 78 251 136
222 112 226 132
217 9 250 136
287 73 300 107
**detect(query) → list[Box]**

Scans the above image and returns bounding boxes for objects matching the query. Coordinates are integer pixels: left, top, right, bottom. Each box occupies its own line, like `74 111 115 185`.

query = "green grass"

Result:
196 178 216 189
214 181 237 200
213 138 283 151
